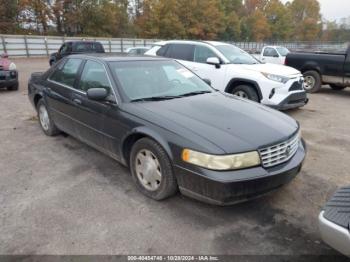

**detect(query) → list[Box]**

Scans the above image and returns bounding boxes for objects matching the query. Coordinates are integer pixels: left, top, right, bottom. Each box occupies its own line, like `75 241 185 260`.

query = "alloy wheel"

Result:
39 105 50 131
135 149 162 191
234 90 249 99
304 76 316 91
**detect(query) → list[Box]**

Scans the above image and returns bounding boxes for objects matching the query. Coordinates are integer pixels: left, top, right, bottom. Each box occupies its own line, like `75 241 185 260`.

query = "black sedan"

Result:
28 55 306 205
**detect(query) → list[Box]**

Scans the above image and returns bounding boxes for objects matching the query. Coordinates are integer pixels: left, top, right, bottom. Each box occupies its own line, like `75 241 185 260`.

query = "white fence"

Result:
0 34 347 57
0 34 162 57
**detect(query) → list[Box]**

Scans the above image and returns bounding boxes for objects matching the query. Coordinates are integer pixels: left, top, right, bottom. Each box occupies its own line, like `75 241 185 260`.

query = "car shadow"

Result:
317 86 350 98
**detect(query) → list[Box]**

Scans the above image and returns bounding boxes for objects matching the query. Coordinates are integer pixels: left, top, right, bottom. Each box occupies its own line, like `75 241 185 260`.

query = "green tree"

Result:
288 0 321 41
219 0 242 40
265 0 293 40
177 0 225 39
245 10 271 41
0 0 19 34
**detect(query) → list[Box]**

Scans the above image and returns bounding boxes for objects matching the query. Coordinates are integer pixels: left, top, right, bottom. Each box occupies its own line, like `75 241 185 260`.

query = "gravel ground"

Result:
0 57 349 257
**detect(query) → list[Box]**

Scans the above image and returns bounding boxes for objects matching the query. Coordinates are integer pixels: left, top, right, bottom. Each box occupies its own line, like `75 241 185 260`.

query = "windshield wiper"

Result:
178 90 212 97
131 95 179 102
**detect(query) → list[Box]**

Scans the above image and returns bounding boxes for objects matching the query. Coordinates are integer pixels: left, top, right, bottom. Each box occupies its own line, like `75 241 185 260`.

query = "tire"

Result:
36 99 60 136
130 138 178 201
7 83 18 91
232 85 259 102
330 84 346 91
303 70 321 93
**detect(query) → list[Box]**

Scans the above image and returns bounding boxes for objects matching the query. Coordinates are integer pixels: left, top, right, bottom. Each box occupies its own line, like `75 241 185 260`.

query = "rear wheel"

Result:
303 70 321 93
130 138 177 200
232 85 259 102
37 99 60 136
330 84 346 91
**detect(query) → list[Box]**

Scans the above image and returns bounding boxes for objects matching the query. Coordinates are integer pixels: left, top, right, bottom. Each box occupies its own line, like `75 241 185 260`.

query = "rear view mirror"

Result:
206 57 220 66
87 88 108 101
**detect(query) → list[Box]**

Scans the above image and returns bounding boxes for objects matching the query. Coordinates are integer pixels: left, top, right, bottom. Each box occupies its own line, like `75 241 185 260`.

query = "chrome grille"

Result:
259 133 300 168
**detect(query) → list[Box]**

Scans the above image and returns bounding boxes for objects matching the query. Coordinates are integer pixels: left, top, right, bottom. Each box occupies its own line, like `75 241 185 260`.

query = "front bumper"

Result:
0 70 18 88
175 139 306 206
270 91 308 110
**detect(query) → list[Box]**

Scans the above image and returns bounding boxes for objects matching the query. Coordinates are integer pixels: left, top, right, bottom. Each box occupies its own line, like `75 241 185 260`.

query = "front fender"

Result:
120 126 174 165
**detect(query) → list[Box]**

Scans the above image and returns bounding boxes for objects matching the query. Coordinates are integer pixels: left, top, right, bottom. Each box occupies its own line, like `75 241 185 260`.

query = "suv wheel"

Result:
303 71 321 93
130 138 177 200
232 85 259 102
37 99 60 136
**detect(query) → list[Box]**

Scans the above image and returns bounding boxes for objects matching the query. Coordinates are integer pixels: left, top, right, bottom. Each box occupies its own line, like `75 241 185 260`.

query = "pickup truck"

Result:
260 46 290 65
49 41 105 66
285 45 350 93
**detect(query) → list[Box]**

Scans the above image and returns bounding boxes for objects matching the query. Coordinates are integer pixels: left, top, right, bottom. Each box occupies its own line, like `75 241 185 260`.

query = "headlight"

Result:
182 149 261 170
262 72 289 84
9 62 16 71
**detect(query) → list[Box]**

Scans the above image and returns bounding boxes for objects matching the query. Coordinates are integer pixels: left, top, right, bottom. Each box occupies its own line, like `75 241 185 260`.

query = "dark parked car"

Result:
28 55 306 205
0 53 18 91
285 45 350 93
49 41 105 66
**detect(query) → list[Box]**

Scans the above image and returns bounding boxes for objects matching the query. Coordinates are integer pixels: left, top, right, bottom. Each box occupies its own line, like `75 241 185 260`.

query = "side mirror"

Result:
273 54 279 58
203 78 211 86
1 53 9 59
87 88 108 101
206 57 221 68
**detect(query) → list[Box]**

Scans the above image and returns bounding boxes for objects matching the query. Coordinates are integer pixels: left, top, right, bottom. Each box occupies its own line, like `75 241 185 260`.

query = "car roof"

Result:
152 40 230 47
65 41 102 44
68 53 171 62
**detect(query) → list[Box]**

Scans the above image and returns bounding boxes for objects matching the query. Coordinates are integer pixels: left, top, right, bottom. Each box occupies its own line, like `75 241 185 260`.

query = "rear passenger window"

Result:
78 60 110 92
165 44 195 61
156 45 169 56
194 45 218 63
50 58 82 87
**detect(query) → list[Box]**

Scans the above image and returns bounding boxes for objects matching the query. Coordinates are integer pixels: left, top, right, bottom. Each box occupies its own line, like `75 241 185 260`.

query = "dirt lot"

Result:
0 57 350 256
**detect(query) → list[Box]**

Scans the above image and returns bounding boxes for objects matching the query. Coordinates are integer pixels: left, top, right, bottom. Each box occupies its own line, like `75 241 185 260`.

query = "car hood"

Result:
241 63 300 76
132 92 299 154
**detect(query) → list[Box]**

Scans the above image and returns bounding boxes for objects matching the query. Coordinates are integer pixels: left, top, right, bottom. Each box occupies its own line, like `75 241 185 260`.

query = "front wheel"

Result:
37 99 60 136
232 85 259 102
130 138 178 200
303 70 321 93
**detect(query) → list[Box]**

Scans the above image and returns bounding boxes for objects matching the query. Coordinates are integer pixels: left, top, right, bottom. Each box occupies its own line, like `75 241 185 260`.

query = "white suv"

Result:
146 40 308 110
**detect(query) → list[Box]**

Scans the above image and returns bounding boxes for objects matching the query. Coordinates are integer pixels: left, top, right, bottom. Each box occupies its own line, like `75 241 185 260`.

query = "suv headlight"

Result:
262 72 289 84
182 149 261 170
9 62 17 71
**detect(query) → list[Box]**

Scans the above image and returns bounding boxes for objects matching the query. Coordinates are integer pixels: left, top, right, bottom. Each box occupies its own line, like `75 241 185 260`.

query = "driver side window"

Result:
78 60 111 93
263 48 278 57
194 45 218 63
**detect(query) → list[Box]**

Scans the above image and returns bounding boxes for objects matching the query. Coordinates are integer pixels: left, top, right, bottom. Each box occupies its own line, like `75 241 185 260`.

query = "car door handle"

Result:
192 67 199 71
72 98 82 105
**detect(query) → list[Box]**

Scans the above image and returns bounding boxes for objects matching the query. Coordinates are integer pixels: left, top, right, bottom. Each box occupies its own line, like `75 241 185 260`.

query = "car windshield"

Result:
216 45 259 65
109 60 213 101
276 47 290 56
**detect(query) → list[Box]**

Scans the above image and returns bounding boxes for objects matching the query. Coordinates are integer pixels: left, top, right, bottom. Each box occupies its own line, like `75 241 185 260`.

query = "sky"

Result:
280 0 350 21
